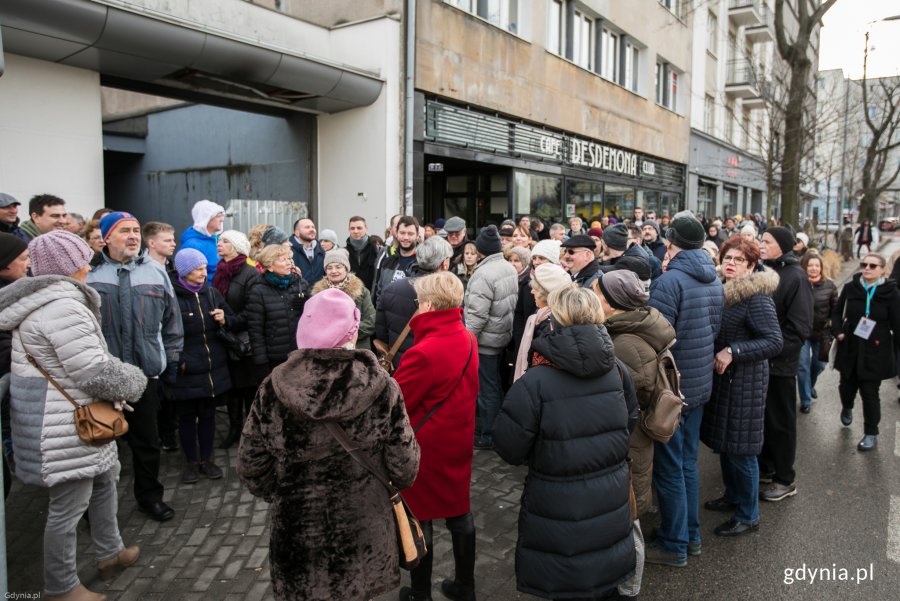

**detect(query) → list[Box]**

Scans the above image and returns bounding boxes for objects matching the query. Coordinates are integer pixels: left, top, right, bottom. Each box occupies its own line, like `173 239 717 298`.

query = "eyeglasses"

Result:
722 255 748 265
860 262 882 269
564 248 589 256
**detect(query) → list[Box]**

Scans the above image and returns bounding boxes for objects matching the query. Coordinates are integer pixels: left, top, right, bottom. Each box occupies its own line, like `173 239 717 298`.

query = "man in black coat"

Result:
561 235 601 286
758 227 813 502
346 216 378 291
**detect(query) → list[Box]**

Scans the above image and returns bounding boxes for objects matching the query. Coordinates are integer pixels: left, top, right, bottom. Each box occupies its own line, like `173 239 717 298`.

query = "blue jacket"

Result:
290 237 326 285
648 249 724 409
179 227 219 282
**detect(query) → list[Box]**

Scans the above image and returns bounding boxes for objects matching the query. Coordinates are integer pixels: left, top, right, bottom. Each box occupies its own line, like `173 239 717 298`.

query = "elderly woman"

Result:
238 288 420 601
310 248 375 349
494 286 638 600
393 272 479 601
700 236 782 537
832 253 900 451
81 219 105 254
513 263 573 381
797 252 838 413
0 231 147 601
246 244 310 382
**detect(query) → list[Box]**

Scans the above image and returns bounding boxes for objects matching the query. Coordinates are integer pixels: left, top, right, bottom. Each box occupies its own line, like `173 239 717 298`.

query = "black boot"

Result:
220 396 244 449
441 517 476 601
398 586 432 601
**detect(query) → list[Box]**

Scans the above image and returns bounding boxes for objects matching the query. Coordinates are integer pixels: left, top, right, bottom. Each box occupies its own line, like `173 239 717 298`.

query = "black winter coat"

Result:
809 277 838 340
494 322 637 600
764 253 813 376
512 272 535 355
374 266 435 368
221 261 260 389
246 274 310 369
170 281 235 402
347 238 378 292
701 269 783 456
831 275 900 381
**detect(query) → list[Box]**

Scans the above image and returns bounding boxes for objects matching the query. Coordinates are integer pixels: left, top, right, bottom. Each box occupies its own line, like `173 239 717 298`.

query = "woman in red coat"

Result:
394 271 480 601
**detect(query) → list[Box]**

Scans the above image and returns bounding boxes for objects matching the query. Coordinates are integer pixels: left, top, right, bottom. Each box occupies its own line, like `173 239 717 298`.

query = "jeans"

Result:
45 465 124 596
652 405 703 557
476 353 502 442
797 339 824 407
719 453 759 525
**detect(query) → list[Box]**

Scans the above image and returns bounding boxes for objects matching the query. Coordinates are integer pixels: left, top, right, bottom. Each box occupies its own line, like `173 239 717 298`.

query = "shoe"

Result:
800 404 811 414
199 460 224 479
441 578 476 601
473 436 493 450
840 408 853 426
760 482 796 502
398 586 432 601
688 541 702 557
97 545 141 580
857 435 877 451
137 500 175 522
811 388 818 399
704 497 738 512
714 518 760 537
644 542 687 567
182 462 200 484
758 472 774 485
160 436 178 452
45 584 107 601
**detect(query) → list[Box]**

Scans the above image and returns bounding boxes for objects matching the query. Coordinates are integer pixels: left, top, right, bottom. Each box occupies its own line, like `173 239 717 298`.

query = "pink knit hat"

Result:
296 288 360 350
28 230 94 277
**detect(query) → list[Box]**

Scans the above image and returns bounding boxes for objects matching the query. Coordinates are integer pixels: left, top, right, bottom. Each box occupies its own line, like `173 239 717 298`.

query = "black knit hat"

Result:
766 226 795 256
602 223 630 251
665 215 706 250
600 255 652 282
0 232 28 271
475 225 502 256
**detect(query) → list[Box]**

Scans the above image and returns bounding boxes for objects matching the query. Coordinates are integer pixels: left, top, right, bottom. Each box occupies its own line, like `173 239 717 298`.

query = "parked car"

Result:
879 217 898 231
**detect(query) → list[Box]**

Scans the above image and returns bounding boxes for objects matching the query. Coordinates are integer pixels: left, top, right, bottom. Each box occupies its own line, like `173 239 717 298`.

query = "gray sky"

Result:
818 0 900 79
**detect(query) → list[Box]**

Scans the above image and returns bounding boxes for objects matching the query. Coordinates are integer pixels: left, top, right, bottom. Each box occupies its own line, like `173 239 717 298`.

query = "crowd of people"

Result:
1 189 899 601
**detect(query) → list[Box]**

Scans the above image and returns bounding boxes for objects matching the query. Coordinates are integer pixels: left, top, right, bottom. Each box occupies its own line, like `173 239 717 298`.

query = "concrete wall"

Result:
0 54 104 219
246 0 402 29
416 0 692 164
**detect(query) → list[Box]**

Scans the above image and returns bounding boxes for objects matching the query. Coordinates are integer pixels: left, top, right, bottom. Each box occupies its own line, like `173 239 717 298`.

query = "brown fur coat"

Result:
238 349 420 601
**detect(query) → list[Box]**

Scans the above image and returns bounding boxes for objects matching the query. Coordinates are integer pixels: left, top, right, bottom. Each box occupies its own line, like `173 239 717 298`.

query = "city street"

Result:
5 238 900 601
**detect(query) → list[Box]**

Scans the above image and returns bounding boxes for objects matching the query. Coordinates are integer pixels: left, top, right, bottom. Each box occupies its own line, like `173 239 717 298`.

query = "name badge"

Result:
854 317 876 340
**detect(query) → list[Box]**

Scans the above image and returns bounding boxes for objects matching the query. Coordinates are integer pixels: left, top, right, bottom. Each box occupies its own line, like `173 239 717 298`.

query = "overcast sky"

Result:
818 0 900 79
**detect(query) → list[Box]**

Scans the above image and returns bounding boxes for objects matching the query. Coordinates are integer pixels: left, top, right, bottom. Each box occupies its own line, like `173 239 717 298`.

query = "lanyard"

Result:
863 282 878 317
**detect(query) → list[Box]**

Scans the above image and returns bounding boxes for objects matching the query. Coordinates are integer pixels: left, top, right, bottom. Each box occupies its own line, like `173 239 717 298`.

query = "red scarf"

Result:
212 254 248 297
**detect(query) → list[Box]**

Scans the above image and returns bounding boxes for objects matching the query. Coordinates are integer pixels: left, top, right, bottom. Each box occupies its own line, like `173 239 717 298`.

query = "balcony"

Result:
726 59 761 99
745 2 774 43
728 0 763 27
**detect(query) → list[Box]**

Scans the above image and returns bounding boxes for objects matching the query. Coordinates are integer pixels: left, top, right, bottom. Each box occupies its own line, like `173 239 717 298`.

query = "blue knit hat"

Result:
174 248 208 277
99 211 139 241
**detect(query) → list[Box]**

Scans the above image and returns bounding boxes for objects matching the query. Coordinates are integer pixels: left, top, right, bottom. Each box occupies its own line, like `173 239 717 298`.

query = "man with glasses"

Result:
444 216 469 269
757 227 813 503
560 235 602 286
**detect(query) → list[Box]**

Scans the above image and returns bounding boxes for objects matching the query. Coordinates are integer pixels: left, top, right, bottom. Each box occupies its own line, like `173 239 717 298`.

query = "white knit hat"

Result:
220 230 251 257
531 239 562 265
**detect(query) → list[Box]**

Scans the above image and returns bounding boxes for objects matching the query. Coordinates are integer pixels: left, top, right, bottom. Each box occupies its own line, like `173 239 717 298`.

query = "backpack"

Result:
639 342 686 444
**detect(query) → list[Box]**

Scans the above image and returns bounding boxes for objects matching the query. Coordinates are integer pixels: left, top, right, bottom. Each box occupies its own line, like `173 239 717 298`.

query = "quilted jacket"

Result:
701 268 783 456
648 249 724 408
463 253 519 354
245 273 310 369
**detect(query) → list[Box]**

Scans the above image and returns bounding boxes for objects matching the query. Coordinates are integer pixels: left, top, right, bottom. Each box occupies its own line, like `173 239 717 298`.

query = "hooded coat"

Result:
493 322 638 600
0 276 147 487
701 269 783 456
831 274 900 381
764 253 813 376
310 274 376 350
648 249 724 408
393 308 479 521
604 307 676 515
237 349 420 601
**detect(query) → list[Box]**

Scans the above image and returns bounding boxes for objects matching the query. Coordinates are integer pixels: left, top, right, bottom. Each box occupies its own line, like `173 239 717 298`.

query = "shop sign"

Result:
641 161 656 176
726 155 739 178
569 139 639 176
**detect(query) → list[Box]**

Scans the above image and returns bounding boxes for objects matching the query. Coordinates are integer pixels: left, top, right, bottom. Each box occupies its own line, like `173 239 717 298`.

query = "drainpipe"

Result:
403 0 416 217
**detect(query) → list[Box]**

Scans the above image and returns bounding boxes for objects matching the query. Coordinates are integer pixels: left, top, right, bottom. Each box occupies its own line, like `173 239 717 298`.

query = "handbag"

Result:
205 288 251 361
26 354 129 446
378 318 414 375
817 334 834 363
325 422 427 570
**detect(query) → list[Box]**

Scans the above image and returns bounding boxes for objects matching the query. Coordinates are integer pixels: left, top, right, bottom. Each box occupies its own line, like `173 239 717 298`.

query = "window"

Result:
624 40 640 92
707 11 718 56
548 0 563 55
573 10 593 69
445 0 519 34
659 0 681 18
655 62 665 105
704 95 716 134
669 69 679 112
600 27 620 81
515 172 562 223
656 60 679 112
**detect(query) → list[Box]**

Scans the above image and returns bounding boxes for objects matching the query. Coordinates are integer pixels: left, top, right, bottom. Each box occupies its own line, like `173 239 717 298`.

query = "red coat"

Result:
394 307 479 520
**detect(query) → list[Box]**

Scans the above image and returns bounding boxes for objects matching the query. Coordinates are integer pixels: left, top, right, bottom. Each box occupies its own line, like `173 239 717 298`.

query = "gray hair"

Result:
549 223 566 235
416 236 453 272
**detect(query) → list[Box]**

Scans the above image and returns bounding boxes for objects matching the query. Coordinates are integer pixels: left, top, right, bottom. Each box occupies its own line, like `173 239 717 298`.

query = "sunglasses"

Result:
860 262 882 269
564 248 590 255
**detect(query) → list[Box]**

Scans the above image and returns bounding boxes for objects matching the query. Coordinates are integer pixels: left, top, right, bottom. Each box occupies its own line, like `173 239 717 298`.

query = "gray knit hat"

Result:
602 223 630 251
595 270 649 311
324 248 351 272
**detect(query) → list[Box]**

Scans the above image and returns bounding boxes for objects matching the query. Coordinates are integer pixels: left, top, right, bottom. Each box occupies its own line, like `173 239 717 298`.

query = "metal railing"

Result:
726 59 759 87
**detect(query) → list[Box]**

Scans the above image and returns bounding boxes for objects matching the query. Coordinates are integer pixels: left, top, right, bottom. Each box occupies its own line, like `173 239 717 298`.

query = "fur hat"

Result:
596 270 649 311
0 232 28 270
602 224 630 251
324 248 351 272
220 230 251 257
476 225 502 256
531 239 562 265
174 248 208 277
766 226 796 255
28 230 93 277
99 211 139 241
296 288 360 349
665 214 706 250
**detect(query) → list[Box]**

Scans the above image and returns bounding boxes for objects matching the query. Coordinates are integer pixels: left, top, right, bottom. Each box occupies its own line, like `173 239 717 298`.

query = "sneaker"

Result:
474 436 494 450
199 460 223 479
181 462 199 484
840 408 853 426
760 482 796 502
644 541 687 567
688 541 702 556
758 471 775 485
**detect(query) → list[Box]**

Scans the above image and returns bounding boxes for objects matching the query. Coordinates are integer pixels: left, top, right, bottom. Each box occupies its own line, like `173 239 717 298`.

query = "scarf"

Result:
513 306 552 382
178 277 204 294
264 270 294 289
212 254 248 297
348 235 369 251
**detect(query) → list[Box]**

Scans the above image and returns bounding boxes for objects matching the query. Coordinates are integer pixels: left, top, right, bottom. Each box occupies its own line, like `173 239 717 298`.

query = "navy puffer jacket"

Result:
648 249 724 408
493 322 638 600
701 268 783 456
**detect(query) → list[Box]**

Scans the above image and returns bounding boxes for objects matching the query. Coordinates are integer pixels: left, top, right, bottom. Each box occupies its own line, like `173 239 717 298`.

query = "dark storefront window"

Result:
605 185 634 221
637 190 660 214
698 183 715 219
566 179 603 224
723 187 737 219
515 172 562 224
660 192 682 217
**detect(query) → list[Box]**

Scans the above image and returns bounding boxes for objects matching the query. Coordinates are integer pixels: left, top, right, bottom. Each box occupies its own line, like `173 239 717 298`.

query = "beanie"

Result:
796 232 809 247
174 248 208 277
506 245 531 269
296 288 360 349
531 239 562 265
261 225 289 246
99 211 139 241
0 232 28 270
532 263 573 295
766 227 796 255
191 199 225 233
596 270 649 311
475 225 502 256
587 227 604 238
219 230 250 257
319 229 339 248
602 223 630 251
324 248 351 272
28 230 93 277
665 214 706 250
605 255 652 283
642 220 661 238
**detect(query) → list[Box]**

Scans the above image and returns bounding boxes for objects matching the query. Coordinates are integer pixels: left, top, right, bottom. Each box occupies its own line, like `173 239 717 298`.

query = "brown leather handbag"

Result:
378 319 414 374
26 354 129 446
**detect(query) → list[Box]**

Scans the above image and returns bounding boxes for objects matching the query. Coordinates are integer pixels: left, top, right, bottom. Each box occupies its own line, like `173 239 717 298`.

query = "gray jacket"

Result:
0 276 147 487
464 252 519 354
88 250 183 377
